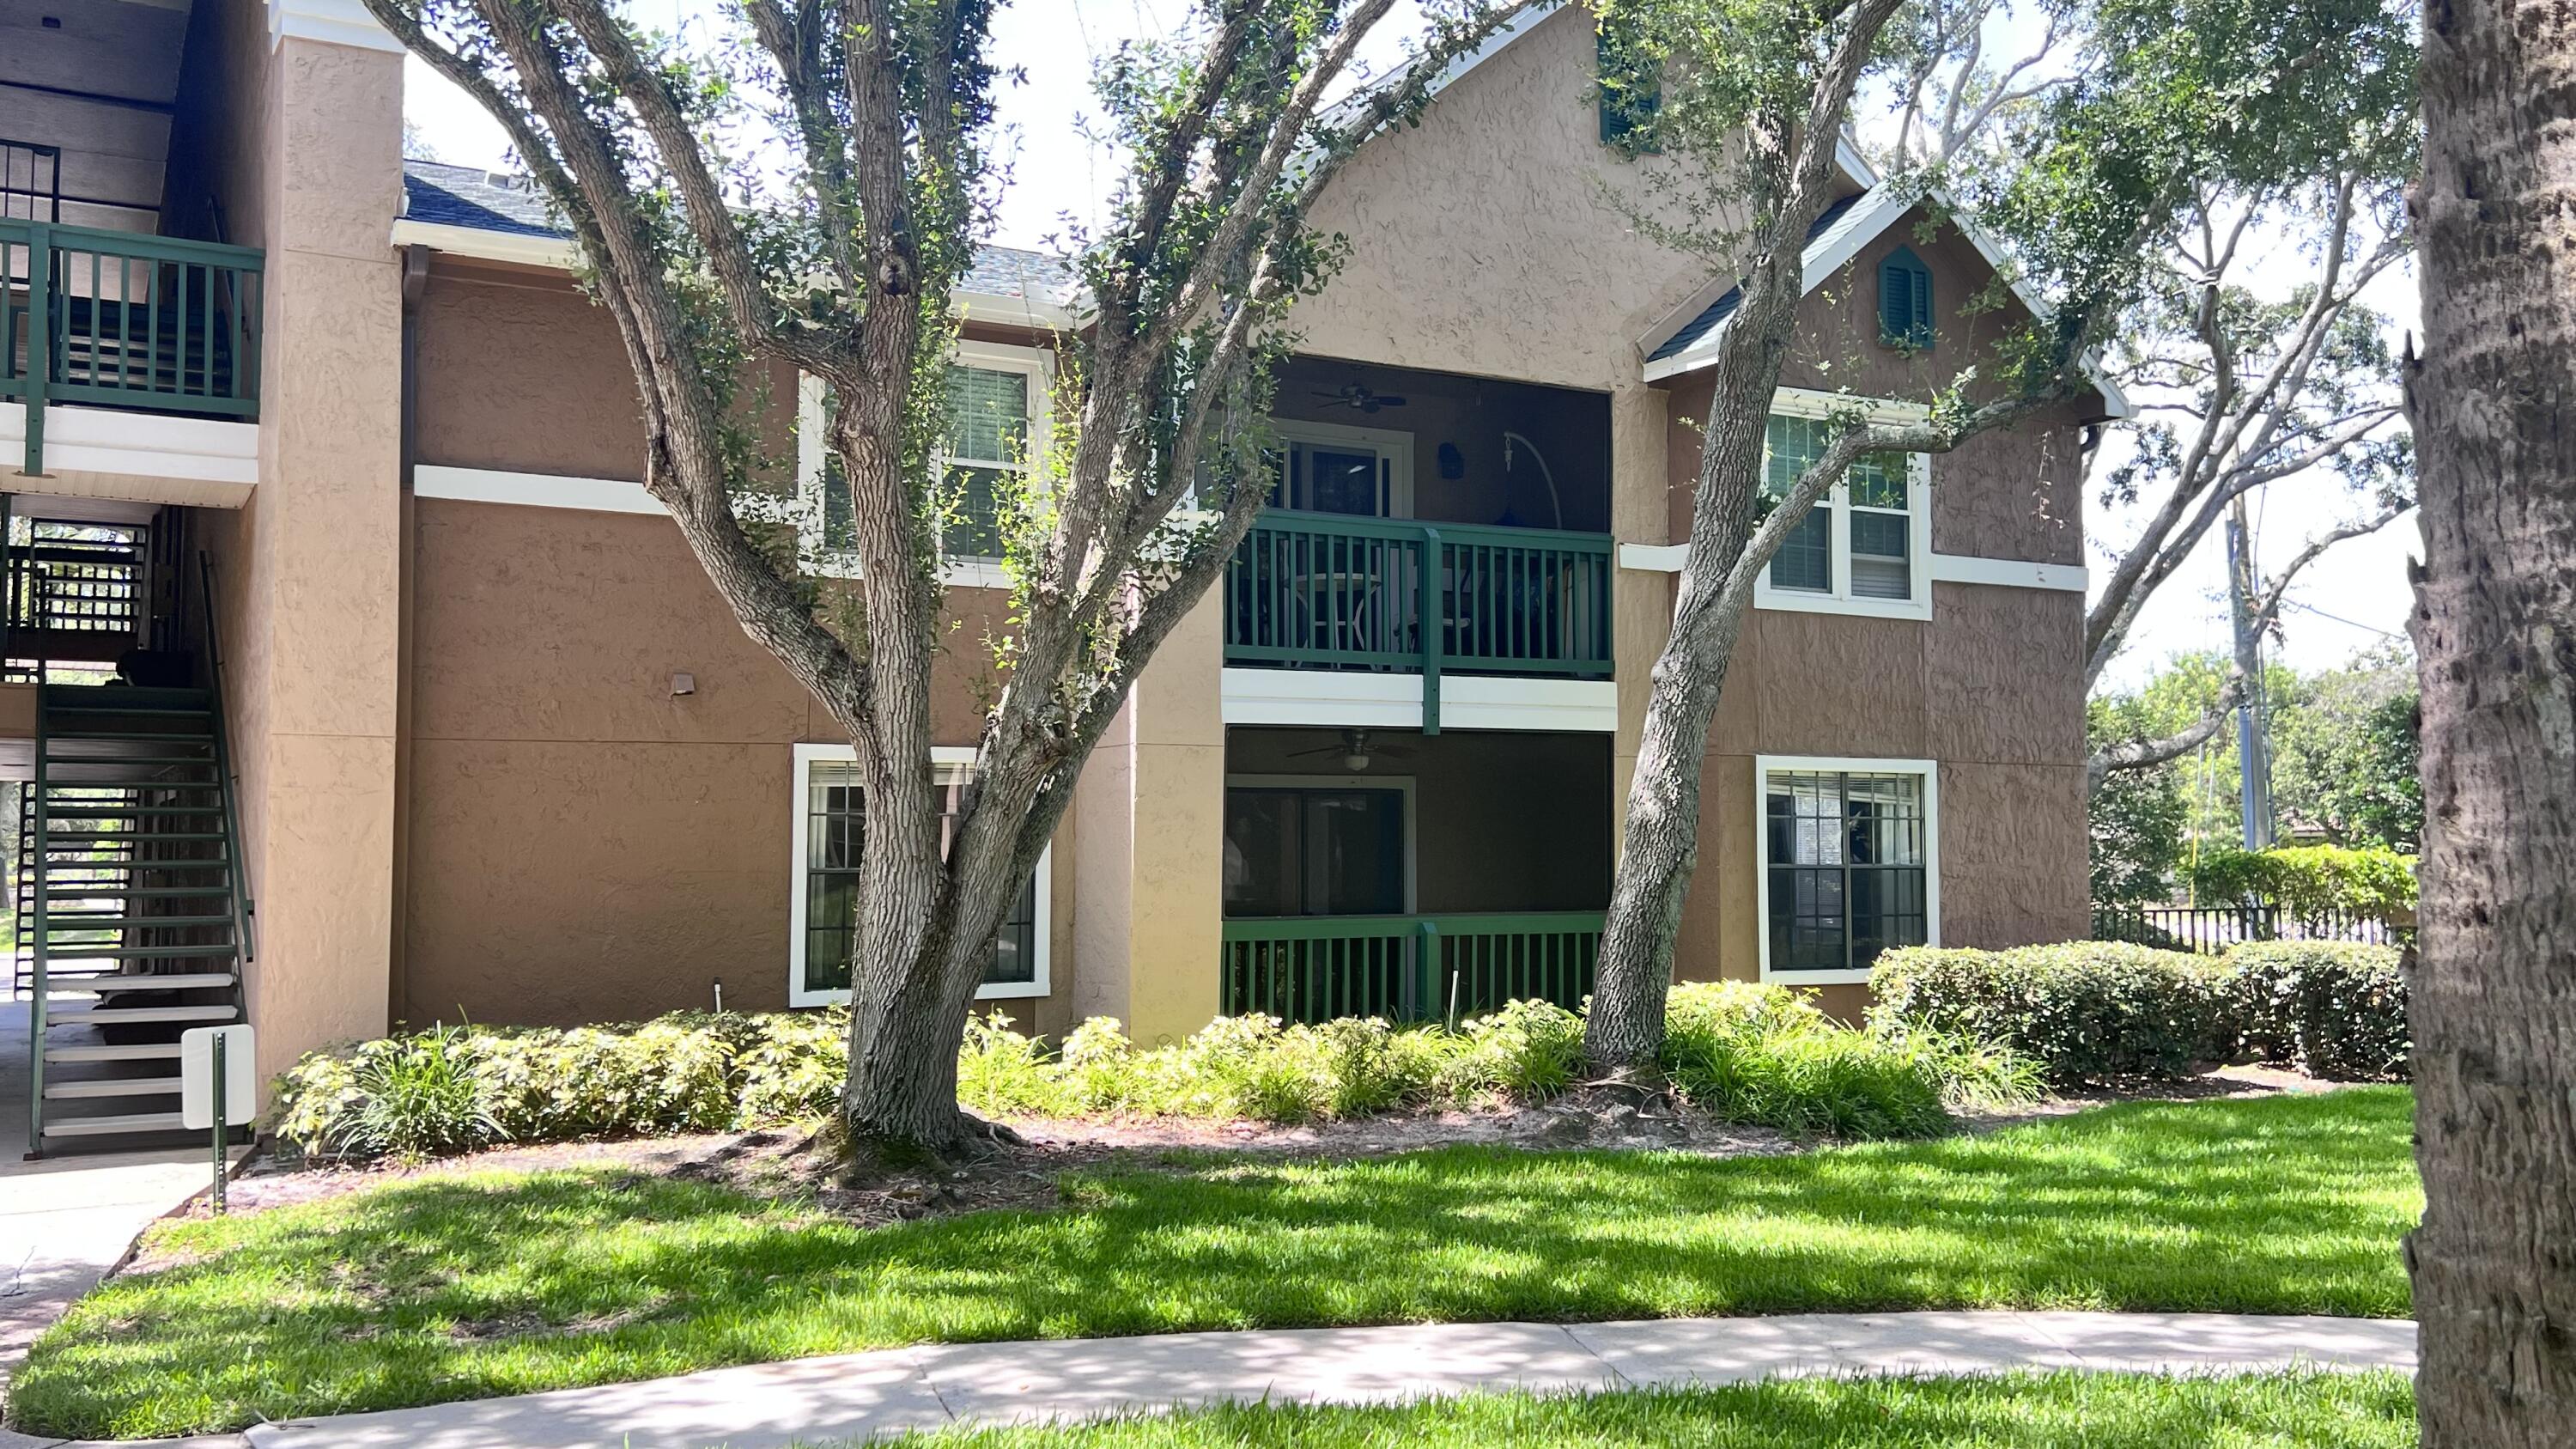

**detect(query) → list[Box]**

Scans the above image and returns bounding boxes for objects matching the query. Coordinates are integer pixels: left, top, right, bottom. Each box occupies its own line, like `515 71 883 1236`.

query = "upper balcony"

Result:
1221 358 1616 732
3 0 270 491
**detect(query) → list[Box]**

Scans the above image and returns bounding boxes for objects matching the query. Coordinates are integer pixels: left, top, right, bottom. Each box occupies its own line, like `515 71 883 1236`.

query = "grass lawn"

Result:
9 1089 2420 1440
871 1371 2419 1447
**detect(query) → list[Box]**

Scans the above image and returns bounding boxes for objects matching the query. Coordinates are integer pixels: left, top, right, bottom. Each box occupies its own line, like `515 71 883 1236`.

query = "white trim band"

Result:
1619 538 2089 594
414 466 665 515
1929 553 2089 592
1220 668 1616 734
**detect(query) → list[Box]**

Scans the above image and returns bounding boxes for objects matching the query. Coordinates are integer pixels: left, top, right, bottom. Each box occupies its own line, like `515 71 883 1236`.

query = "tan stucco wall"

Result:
192 29 409 1091
1290 5 1747 392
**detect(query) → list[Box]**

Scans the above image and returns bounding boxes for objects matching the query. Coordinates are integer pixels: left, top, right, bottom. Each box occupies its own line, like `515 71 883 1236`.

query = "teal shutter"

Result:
1880 248 1933 347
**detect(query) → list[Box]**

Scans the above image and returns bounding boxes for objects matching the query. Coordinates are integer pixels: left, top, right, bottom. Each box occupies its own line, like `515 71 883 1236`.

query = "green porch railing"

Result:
1218 910 1606 1025
2 221 265 475
1222 510 1613 731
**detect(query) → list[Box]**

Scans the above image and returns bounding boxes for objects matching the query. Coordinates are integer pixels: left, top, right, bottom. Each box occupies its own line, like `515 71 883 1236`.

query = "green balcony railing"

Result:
1218 910 1606 1025
3 221 264 474
1223 510 1613 729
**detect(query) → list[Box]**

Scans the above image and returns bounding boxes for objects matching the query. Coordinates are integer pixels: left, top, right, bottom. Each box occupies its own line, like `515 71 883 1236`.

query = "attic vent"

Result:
1879 247 1933 349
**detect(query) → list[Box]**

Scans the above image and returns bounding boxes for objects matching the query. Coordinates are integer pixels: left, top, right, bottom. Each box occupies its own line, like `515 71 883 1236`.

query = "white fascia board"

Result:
391 219 581 271
270 0 404 52
2 402 258 489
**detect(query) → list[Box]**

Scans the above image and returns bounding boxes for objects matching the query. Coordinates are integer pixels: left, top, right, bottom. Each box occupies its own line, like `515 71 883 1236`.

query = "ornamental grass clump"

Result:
1658 981 2040 1138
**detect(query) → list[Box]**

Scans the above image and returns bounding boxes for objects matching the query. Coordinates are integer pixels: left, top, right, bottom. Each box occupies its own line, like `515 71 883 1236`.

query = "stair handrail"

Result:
24 679 49 1156
195 551 255 966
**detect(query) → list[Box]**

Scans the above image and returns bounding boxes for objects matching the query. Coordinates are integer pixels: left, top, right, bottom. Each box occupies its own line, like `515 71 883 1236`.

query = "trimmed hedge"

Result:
2229 941 2411 1081
1870 939 2409 1087
2184 844 2417 924
270 983 2041 1163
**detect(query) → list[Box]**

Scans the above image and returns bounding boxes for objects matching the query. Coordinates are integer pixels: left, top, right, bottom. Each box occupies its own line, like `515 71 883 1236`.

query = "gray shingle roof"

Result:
1646 192 1866 362
400 158 1077 303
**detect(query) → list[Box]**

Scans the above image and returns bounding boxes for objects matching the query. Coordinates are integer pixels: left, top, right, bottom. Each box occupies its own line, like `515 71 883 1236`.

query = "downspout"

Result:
388 244 429 1024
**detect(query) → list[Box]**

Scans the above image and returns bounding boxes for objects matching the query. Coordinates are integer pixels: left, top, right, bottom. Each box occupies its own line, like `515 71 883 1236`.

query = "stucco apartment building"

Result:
5 0 2115 1152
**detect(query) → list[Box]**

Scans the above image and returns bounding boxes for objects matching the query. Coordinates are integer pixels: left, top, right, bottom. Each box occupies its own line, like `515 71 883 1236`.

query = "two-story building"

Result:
4 0 2115 1153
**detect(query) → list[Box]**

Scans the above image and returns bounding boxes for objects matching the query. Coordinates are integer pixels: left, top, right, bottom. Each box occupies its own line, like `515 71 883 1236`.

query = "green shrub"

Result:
2228 941 2410 1081
2184 844 2417 925
275 985 2038 1161
1870 943 2233 1086
1873 940 2413 1085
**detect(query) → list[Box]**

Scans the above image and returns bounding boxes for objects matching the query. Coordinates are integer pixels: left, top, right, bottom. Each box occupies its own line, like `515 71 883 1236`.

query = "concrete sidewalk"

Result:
9 1311 2409 1449
0 999 248 1410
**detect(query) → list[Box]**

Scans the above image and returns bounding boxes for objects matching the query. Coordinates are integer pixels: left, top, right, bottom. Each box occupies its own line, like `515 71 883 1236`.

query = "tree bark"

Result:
2408 0 2576 1437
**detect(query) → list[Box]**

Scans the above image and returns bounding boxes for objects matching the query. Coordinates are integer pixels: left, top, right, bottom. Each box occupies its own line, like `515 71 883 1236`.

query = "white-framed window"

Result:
796 338 1053 591
787 743 1052 1007
1753 754 1939 986
1751 387 1933 621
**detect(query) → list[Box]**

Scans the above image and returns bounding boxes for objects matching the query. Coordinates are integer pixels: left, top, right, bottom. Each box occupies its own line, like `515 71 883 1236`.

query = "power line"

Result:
2282 597 2405 641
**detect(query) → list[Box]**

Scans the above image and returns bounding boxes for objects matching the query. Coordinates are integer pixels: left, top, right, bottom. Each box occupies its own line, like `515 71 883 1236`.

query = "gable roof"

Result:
1639 182 2133 418
393 157 1080 314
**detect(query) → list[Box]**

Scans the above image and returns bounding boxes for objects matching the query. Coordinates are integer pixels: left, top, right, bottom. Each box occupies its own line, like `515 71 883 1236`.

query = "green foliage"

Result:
2183 844 2417 922
1872 944 2235 1084
2269 647 2422 849
2087 699 2194 906
1659 981 2041 1137
2227 942 2410 1081
1872 939 2409 1085
277 990 2039 1162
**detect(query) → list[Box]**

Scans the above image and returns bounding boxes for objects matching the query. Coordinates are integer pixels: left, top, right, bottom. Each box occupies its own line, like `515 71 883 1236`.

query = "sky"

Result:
399 1 2423 691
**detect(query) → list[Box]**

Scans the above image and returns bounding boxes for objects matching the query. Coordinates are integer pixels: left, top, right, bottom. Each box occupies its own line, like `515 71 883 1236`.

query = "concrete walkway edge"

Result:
12 1311 2416 1449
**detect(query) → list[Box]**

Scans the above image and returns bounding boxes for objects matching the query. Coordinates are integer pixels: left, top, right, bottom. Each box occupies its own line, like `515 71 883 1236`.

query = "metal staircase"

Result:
19 557 253 1156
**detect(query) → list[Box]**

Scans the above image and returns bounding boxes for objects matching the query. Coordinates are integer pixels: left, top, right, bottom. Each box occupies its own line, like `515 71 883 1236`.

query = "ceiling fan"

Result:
1286 728 1416 771
1313 382 1408 413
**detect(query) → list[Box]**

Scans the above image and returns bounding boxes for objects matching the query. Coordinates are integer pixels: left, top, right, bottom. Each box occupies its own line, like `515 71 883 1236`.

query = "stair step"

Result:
44 685 208 708
37 944 239 960
40 1111 185 1138
42 831 229 843
42 755 220 767
32 914 234 929
45 1041 182 1062
40 881 232 892
76 972 238 992
45 806 226 817
46 1003 237 1026
43 1077 181 1100
47 732 214 744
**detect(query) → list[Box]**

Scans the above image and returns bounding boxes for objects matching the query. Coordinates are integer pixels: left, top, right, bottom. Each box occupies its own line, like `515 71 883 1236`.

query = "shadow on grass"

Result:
7 1089 2421 1440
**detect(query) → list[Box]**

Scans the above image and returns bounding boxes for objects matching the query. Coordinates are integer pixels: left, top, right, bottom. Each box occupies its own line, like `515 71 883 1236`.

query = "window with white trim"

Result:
1753 391 1932 620
797 340 1049 585
789 746 1049 1005
1756 758 1937 984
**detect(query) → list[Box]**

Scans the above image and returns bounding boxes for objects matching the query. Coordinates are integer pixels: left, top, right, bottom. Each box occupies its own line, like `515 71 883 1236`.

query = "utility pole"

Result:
2225 496 2274 849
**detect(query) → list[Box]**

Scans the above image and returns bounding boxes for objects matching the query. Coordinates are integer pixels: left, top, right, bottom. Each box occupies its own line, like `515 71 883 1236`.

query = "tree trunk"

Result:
2408 0 2576 1438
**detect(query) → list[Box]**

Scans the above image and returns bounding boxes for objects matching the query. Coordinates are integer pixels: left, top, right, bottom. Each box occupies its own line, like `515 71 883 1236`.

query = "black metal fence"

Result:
2093 901 2412 955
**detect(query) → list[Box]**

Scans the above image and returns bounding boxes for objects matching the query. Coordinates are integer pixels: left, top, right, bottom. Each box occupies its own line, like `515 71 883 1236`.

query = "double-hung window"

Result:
789 744 1049 1006
1753 389 1932 620
1755 757 1937 984
797 339 1050 588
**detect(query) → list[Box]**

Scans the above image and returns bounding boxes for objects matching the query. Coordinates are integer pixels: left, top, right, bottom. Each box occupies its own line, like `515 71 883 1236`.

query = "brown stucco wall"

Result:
1224 728 1613 916
397 495 1076 1035
1655 213 2096 988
